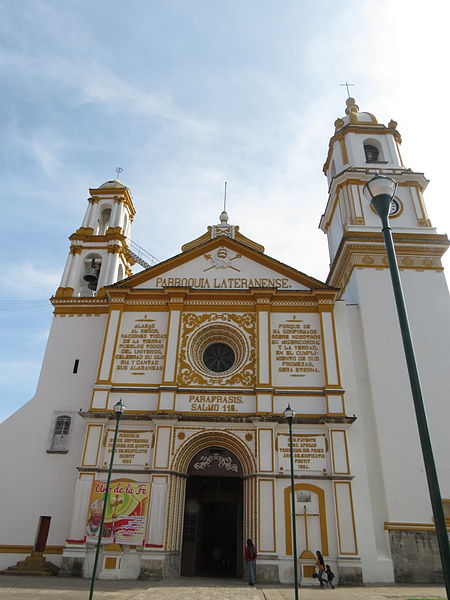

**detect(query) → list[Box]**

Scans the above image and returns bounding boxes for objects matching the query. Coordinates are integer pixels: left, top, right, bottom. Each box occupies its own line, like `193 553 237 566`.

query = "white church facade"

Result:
1 98 449 584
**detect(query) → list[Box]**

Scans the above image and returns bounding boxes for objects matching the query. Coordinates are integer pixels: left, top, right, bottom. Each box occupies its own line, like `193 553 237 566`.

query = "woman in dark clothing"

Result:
316 550 326 587
245 538 257 586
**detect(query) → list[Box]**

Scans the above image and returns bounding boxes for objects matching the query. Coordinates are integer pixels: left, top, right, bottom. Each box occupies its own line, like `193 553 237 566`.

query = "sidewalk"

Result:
0 575 446 600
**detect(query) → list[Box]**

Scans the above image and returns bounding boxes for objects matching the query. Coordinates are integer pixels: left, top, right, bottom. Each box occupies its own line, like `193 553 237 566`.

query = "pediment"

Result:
113 237 331 292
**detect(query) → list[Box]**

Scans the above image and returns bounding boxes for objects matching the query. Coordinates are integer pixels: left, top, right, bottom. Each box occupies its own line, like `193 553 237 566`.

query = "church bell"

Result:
83 259 99 290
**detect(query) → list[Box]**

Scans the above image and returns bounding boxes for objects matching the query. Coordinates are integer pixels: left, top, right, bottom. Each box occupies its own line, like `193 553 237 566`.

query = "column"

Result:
159 292 186 411
145 477 168 548
66 475 94 542
253 291 273 414
97 308 123 383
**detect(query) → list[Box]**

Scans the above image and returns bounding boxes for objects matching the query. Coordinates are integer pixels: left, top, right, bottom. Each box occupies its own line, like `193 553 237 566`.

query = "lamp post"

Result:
363 173 450 598
88 399 125 600
284 404 299 600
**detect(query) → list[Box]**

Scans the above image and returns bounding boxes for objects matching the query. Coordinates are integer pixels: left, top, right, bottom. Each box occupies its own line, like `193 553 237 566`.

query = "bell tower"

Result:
318 99 450 582
56 179 136 297
319 97 448 299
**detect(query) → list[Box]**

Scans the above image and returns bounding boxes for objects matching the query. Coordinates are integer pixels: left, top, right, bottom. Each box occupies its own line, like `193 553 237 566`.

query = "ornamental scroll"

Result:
187 447 243 477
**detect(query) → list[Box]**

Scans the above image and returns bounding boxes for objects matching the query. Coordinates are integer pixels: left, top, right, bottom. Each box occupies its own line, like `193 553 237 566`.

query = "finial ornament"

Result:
219 181 229 224
345 97 359 116
340 81 355 98
115 167 123 179
223 181 227 212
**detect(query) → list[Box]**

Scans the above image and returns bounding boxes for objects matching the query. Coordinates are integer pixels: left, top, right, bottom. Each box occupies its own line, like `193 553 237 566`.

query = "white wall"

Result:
0 313 107 568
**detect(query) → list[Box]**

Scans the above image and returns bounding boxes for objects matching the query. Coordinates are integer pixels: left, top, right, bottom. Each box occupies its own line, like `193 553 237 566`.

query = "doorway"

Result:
180 448 244 577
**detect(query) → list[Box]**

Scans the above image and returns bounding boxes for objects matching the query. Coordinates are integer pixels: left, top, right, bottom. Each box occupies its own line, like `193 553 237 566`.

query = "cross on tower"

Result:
340 81 355 98
115 167 123 179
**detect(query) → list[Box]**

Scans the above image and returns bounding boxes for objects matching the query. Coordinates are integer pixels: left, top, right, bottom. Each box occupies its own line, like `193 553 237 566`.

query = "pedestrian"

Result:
315 550 326 588
245 538 257 586
325 564 335 589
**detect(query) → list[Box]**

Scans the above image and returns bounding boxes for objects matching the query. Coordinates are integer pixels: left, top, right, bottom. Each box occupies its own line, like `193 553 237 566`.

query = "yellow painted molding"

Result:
384 521 450 531
0 545 64 554
284 482 328 556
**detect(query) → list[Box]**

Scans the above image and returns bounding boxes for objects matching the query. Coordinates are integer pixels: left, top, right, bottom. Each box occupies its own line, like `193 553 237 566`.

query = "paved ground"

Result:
0 576 446 600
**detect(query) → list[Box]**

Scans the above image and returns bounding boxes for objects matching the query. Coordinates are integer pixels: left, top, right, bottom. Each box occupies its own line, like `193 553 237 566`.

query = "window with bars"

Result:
48 414 72 453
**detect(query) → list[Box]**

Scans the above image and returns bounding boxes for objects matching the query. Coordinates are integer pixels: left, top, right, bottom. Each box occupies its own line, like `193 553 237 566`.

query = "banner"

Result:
85 480 150 544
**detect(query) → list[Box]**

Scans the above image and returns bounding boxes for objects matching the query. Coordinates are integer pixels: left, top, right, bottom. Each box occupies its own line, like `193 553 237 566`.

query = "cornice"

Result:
78 410 356 425
89 186 136 219
50 286 340 315
326 233 449 292
111 235 333 292
69 227 126 243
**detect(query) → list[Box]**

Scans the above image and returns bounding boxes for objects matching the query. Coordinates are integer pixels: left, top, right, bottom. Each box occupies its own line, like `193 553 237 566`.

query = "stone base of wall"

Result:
256 562 279 583
389 529 444 583
59 556 84 577
338 566 363 585
139 551 180 579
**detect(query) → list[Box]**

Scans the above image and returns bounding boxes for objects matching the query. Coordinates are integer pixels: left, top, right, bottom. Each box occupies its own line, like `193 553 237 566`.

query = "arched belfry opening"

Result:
180 446 244 578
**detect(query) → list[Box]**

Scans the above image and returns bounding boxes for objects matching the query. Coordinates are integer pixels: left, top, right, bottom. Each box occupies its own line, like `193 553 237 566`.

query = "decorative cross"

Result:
110 494 124 520
115 167 124 179
340 81 355 98
296 505 319 555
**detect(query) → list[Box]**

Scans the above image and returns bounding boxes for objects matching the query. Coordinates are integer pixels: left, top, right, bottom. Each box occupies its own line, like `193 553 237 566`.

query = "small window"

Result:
48 414 72 453
364 144 379 162
203 343 235 373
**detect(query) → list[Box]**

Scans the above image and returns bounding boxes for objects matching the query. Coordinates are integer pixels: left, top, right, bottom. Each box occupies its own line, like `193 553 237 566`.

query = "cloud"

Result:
1 262 60 298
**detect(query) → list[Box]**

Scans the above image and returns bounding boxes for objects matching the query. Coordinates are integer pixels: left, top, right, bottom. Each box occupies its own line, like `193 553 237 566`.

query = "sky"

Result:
1 0 449 422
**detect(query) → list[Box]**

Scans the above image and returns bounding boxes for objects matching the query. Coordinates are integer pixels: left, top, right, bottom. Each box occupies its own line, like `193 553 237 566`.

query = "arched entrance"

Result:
181 447 244 577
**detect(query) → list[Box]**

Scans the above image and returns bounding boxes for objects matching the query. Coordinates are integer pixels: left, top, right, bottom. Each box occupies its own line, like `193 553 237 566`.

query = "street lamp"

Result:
363 173 450 598
88 399 126 600
284 404 299 600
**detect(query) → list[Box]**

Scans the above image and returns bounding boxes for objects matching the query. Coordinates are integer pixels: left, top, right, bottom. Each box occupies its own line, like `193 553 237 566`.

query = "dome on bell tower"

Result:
334 97 378 132
99 179 128 189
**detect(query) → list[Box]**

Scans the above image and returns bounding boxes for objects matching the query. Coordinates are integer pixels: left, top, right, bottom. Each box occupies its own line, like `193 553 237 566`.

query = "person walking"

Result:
245 538 257 586
325 564 336 589
315 550 326 588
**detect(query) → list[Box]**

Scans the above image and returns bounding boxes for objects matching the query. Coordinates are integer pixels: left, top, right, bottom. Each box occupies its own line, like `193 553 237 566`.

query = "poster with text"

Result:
85 480 150 544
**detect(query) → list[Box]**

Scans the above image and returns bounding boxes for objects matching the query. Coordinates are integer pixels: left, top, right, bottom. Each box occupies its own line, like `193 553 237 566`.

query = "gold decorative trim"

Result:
177 312 256 387
55 287 75 298
384 521 450 531
330 429 350 475
327 236 448 292
172 430 256 475
0 545 64 554
89 186 136 219
81 423 103 467
334 480 358 555
369 196 404 219
257 428 274 472
113 236 333 292
258 478 276 553
323 124 402 174
284 483 328 556
320 176 429 232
